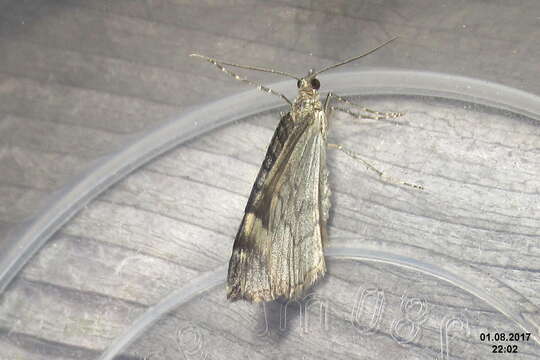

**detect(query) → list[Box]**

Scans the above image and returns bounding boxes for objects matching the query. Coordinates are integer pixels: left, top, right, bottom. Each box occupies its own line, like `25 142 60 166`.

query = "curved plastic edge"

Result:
98 246 540 359
1 70 539 295
98 264 228 360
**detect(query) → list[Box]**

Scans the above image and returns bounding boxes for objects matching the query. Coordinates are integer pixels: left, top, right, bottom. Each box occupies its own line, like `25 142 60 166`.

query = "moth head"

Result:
297 71 321 91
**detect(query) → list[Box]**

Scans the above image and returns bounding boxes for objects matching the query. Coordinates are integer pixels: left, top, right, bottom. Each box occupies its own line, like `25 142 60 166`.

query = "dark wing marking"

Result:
227 110 330 302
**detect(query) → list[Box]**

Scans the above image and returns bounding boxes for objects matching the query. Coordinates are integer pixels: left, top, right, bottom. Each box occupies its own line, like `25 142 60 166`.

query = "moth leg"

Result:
328 143 424 190
323 92 334 114
332 93 404 120
330 106 364 119
190 54 293 106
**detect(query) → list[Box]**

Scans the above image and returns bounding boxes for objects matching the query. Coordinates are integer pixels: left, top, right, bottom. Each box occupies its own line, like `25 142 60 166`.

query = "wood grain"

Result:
0 1 538 359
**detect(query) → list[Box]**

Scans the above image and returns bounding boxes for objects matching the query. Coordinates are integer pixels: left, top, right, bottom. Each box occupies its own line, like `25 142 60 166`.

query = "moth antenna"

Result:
190 54 300 80
190 53 293 105
312 36 398 77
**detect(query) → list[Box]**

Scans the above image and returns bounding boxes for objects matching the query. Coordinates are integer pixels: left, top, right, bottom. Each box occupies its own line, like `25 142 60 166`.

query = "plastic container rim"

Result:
0 69 539 301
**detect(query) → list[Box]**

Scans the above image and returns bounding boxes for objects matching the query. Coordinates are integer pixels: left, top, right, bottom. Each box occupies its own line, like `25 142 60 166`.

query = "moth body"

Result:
190 37 401 302
227 74 331 302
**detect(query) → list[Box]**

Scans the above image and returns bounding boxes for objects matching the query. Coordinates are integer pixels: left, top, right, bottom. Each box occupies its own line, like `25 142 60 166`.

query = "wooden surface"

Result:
0 1 539 359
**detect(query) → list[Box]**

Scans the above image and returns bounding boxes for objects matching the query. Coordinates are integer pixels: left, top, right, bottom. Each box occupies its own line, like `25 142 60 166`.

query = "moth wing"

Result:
227 111 329 302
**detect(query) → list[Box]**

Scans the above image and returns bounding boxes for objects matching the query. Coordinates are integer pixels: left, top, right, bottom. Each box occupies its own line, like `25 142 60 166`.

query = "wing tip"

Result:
226 260 327 303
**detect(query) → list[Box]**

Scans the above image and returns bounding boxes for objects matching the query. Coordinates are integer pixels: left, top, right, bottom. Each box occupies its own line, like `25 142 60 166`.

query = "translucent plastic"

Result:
2 70 539 294
99 247 540 359
1 70 539 359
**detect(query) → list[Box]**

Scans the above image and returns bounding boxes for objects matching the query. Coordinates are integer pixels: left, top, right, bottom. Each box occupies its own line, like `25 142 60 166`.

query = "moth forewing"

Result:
227 88 330 302
192 37 402 303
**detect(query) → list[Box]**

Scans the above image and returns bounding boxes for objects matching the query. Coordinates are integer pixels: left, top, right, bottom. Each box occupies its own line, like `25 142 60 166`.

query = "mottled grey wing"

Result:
227 111 330 302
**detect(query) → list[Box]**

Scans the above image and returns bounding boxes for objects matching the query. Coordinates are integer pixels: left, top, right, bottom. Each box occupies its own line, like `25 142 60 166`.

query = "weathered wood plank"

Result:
0 327 98 360
0 219 15 255
63 0 540 93
0 1 334 81
0 145 86 191
1 93 539 359
0 38 224 108
0 114 125 159
0 278 144 350
0 0 538 358
0 184 46 223
3 96 537 358
127 262 537 359
0 75 180 133
22 232 199 305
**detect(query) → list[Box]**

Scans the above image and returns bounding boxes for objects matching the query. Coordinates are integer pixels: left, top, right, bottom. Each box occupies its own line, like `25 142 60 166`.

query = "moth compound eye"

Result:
310 78 320 90
297 79 302 88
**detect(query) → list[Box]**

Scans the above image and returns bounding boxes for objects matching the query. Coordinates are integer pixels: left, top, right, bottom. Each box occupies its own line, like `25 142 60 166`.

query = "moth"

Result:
191 38 419 302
